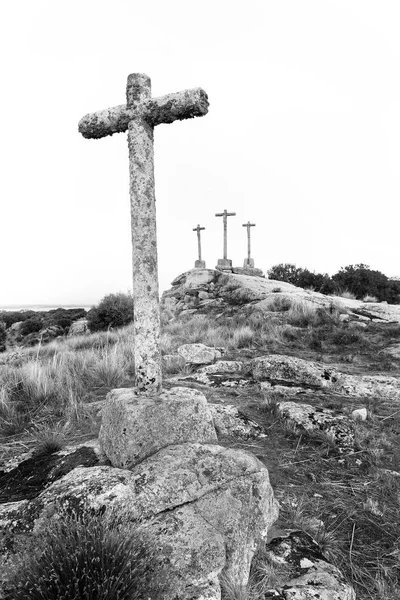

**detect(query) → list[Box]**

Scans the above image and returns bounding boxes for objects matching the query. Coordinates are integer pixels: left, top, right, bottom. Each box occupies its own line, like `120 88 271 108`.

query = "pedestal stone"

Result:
243 258 255 268
216 258 233 271
99 386 218 468
195 259 206 268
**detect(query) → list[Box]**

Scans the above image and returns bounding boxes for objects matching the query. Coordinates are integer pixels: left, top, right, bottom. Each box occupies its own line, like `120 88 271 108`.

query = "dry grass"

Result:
2 303 400 599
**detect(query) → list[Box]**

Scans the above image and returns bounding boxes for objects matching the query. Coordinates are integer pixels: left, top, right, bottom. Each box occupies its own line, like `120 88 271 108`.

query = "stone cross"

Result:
215 209 236 270
79 73 209 394
193 224 206 268
242 221 256 268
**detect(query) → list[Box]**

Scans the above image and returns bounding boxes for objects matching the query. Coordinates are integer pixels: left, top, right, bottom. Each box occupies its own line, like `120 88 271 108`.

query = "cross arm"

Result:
78 88 209 139
78 104 131 139
143 88 209 126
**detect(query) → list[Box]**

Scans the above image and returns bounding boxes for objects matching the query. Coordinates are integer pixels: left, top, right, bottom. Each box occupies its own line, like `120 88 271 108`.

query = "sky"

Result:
1 0 400 306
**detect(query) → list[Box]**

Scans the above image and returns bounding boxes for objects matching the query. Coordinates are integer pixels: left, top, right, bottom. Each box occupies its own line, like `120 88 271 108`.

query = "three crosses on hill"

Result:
194 212 257 270
79 72 257 397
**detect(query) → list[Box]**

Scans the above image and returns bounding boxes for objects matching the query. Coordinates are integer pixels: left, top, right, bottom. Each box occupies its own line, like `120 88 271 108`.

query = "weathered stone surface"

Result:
277 402 355 451
337 373 400 401
174 360 252 387
0 443 100 503
67 318 89 336
264 531 356 600
232 266 265 277
177 343 222 365
3 443 278 599
252 355 339 388
99 386 217 468
184 269 222 288
209 404 265 440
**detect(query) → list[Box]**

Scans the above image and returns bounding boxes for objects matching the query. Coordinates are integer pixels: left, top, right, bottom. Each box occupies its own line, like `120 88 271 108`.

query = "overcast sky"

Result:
1 0 399 306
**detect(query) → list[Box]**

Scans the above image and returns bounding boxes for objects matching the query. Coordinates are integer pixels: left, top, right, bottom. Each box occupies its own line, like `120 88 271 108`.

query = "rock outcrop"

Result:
162 268 400 323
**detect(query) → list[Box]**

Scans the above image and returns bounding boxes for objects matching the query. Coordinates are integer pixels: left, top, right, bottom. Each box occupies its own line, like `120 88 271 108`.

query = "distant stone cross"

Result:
215 209 236 270
242 221 256 268
193 224 206 268
79 73 209 394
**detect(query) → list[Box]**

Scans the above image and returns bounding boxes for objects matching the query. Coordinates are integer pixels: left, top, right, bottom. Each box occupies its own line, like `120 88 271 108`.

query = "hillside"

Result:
1 270 400 599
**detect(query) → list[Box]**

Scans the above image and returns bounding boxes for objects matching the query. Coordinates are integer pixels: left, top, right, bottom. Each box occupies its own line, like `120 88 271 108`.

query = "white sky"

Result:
1 0 399 306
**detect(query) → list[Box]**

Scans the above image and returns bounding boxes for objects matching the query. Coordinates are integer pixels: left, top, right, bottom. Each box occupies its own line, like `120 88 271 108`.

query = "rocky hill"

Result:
1 270 400 599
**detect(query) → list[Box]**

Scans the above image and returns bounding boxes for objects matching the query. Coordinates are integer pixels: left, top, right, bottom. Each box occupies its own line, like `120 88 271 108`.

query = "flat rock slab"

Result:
209 404 266 440
174 360 253 387
99 386 217 468
264 530 356 600
252 355 339 389
0 444 99 504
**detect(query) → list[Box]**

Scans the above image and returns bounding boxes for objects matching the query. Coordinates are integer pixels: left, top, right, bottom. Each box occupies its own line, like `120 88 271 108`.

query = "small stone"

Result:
351 408 368 421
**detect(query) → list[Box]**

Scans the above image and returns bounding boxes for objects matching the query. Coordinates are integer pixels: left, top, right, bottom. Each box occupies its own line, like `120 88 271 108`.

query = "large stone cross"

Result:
242 221 256 268
79 73 209 394
215 209 236 270
193 224 206 268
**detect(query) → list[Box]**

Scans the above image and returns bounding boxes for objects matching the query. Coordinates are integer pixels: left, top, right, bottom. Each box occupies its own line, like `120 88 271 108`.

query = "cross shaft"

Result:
215 209 236 260
242 221 256 261
79 73 208 394
193 224 205 261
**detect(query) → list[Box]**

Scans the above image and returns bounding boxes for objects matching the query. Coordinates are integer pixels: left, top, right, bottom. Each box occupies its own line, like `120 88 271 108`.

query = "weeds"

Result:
4 510 171 600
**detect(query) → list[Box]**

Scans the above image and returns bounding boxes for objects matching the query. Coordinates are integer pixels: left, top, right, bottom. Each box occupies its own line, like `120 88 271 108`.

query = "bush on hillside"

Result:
0 321 6 352
87 292 134 332
268 263 335 294
19 318 43 336
332 264 400 303
0 311 36 329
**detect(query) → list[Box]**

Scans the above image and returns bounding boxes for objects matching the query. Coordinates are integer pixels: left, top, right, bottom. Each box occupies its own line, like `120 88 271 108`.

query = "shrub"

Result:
332 264 400 303
268 264 335 294
87 292 134 332
0 321 6 352
4 511 171 600
19 318 43 336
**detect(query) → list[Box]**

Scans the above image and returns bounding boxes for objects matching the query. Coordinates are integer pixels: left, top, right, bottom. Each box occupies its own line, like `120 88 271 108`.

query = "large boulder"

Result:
99 386 218 468
3 443 278 599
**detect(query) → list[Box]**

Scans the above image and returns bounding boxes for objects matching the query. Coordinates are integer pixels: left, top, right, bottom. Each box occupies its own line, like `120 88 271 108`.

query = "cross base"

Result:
216 258 233 271
195 259 206 268
243 258 255 268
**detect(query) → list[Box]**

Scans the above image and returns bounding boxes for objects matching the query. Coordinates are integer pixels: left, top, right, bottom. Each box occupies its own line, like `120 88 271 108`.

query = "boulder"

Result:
67 318 89 336
99 386 218 468
177 343 223 365
4 443 278 599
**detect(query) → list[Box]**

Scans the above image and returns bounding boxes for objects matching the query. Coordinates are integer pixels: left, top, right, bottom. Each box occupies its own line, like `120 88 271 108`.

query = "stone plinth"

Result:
195 259 206 268
243 258 255 268
216 258 233 271
99 386 217 469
